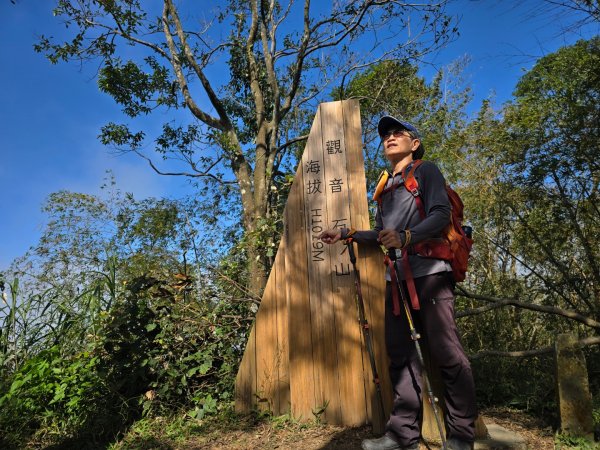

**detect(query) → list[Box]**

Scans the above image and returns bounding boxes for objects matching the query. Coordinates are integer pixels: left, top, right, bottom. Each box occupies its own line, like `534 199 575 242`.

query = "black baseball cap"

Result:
377 115 425 160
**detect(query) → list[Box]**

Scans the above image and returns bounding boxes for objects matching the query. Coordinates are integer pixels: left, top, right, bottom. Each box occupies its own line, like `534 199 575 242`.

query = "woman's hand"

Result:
378 229 404 249
319 229 342 245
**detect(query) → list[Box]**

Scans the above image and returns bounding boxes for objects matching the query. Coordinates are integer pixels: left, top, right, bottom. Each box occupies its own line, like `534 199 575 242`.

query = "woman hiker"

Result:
319 115 477 450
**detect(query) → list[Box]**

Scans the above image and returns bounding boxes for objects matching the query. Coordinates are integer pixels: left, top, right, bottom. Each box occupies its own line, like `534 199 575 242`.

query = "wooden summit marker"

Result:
235 99 390 430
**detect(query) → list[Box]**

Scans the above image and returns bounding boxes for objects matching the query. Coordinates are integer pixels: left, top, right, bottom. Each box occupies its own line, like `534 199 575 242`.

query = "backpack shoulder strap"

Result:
372 170 390 204
402 159 426 219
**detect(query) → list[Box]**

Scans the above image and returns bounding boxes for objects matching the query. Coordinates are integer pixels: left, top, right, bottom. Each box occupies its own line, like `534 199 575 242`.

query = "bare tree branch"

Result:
93 8 170 59
132 149 236 184
543 0 600 25
206 265 261 305
280 0 312 116
469 335 600 360
478 229 578 309
508 202 589 302
550 168 600 291
277 134 309 152
161 3 221 129
456 287 600 330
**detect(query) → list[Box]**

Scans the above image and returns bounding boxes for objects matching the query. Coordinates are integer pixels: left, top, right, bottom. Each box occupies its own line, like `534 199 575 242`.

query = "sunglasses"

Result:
381 129 410 141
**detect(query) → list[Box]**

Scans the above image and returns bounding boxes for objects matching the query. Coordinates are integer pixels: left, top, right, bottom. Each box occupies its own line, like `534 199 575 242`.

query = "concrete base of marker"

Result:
473 423 527 450
421 423 526 449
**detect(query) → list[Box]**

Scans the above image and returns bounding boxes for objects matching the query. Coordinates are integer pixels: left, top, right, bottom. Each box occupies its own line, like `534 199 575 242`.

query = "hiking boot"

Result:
446 437 474 450
361 434 418 450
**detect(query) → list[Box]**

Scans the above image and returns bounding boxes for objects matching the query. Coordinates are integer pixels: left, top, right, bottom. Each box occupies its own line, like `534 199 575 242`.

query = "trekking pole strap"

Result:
384 254 402 316
384 249 420 311
344 237 357 264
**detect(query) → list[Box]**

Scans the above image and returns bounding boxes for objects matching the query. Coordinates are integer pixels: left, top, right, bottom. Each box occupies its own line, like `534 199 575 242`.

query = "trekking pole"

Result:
387 248 447 450
345 239 386 426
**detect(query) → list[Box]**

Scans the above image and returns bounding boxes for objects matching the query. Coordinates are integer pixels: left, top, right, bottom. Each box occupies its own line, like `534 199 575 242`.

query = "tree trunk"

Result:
242 126 274 298
247 242 268 298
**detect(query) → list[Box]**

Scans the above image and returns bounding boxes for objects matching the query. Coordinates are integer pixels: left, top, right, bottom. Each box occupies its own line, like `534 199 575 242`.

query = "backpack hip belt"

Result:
406 239 452 260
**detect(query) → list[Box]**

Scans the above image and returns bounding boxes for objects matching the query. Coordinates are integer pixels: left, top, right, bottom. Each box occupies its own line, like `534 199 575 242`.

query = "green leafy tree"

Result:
334 58 472 190
35 0 457 295
501 36 600 319
502 38 598 310
0 183 203 372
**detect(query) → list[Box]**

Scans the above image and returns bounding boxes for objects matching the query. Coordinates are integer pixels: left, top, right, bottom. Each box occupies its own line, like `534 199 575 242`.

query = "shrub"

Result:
0 345 108 448
0 271 251 448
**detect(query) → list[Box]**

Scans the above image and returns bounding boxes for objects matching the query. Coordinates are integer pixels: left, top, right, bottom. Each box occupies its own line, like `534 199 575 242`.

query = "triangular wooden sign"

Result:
235 99 389 431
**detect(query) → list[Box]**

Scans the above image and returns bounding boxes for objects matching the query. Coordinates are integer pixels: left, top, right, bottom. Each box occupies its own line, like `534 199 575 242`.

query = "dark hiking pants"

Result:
384 272 477 448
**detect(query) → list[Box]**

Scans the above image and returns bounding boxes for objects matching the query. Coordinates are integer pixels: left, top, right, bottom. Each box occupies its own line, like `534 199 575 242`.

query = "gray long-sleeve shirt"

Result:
345 160 452 279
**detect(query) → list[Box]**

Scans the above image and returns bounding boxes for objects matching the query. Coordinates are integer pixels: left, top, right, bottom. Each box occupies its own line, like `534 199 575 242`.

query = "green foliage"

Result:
554 432 599 450
99 57 178 118
0 269 251 448
99 274 243 418
0 187 204 381
0 176 255 447
0 346 109 448
501 38 600 303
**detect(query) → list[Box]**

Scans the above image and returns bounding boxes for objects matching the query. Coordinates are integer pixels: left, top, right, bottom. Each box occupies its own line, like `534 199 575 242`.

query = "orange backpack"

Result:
374 159 473 282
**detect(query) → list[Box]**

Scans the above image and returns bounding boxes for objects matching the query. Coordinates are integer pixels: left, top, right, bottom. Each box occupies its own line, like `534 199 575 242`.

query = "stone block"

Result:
474 423 526 450
555 333 594 439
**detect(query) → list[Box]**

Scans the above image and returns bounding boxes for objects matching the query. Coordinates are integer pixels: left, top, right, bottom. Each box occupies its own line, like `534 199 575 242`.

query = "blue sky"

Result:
1 1 598 271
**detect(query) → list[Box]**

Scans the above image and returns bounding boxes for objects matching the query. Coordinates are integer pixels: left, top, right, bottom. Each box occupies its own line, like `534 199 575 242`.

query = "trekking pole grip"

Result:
387 247 400 261
345 238 357 264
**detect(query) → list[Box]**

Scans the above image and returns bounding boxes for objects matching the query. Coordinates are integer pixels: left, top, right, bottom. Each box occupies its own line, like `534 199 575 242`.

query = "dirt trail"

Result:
181 408 555 449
